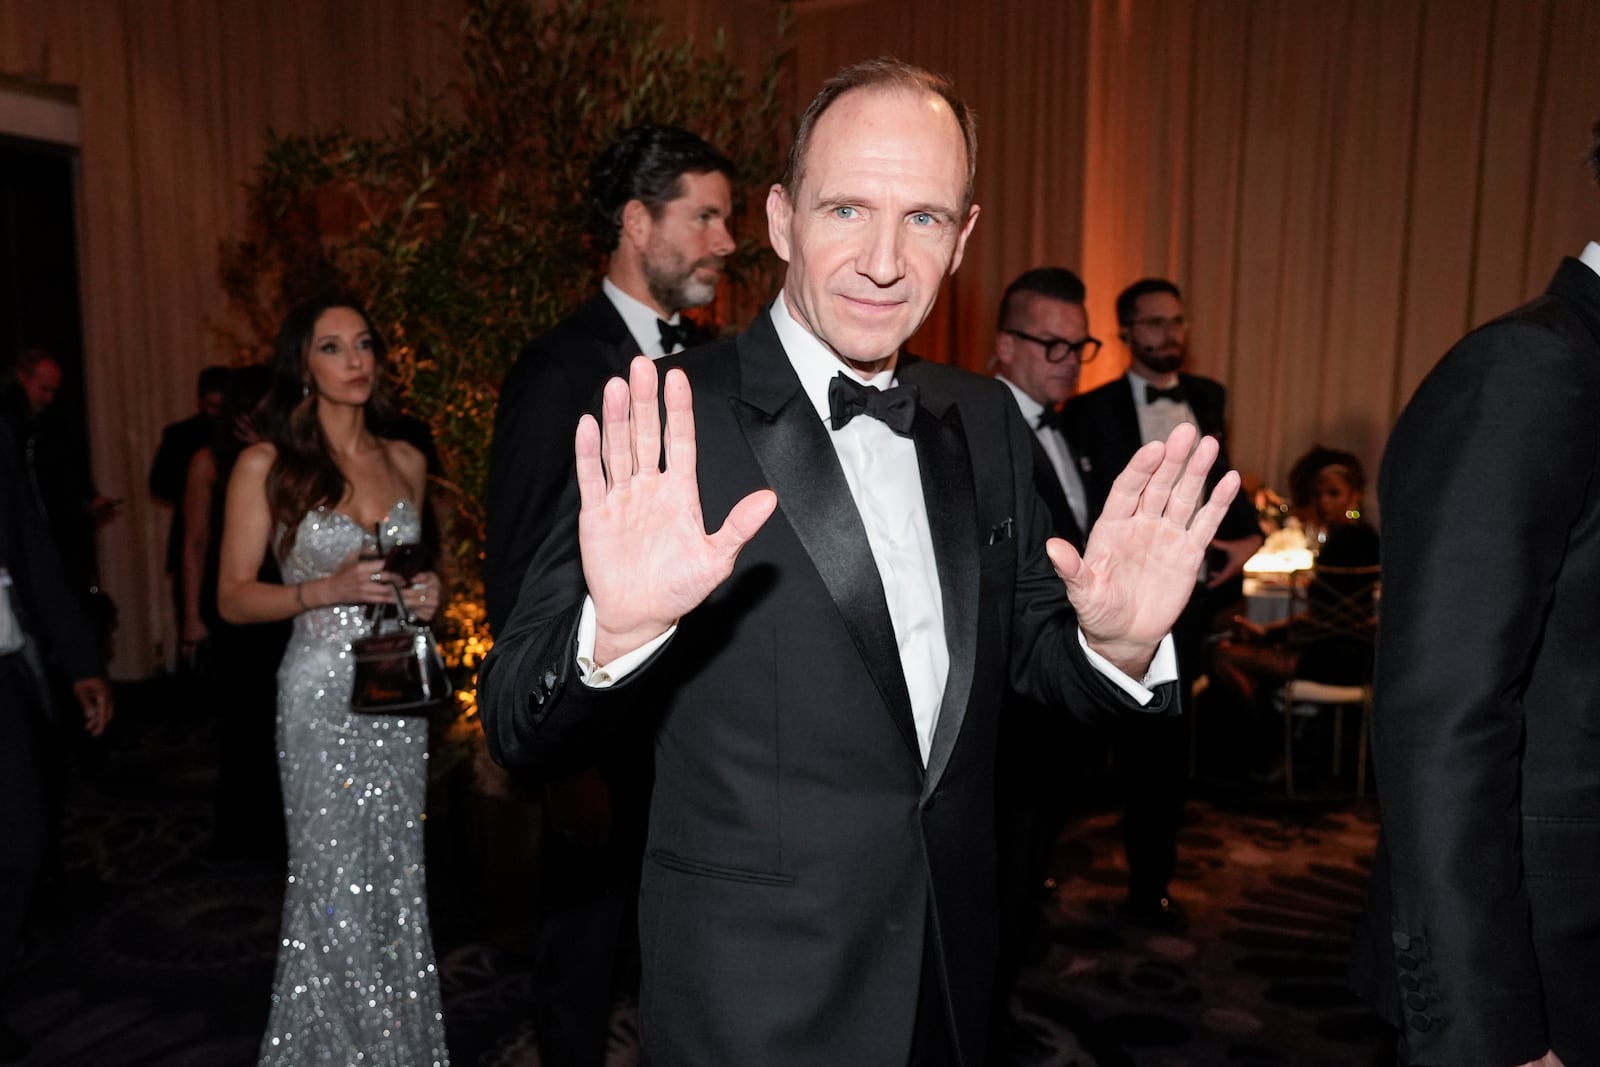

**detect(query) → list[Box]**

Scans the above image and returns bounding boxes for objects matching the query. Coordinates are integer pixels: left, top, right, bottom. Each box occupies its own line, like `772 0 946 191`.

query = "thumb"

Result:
710 489 778 559
1046 536 1084 584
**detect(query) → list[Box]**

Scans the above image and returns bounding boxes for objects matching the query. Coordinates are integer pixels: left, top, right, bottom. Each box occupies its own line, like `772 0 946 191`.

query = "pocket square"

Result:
987 518 1014 545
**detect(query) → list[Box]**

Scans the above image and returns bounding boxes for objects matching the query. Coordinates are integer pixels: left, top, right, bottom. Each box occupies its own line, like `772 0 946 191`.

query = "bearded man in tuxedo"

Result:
485 123 736 1066
480 58 1239 1066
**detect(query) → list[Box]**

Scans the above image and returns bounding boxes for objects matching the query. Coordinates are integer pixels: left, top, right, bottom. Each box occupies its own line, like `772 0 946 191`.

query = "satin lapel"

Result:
907 382 979 795
730 321 922 764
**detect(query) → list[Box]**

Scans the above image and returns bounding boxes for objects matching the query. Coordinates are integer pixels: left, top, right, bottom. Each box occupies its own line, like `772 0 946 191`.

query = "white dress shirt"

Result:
1130 369 1196 446
996 376 1089 534
602 277 685 360
1580 240 1600 279
770 292 950 763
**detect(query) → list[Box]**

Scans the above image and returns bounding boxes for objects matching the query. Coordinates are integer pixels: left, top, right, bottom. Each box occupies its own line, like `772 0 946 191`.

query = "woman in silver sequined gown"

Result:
218 296 449 1066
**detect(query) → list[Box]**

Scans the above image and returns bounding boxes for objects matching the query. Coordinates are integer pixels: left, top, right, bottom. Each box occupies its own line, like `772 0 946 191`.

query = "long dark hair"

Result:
264 294 400 554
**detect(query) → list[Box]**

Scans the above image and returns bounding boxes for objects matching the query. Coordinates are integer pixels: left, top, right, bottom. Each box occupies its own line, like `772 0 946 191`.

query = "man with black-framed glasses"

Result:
990 267 1099 547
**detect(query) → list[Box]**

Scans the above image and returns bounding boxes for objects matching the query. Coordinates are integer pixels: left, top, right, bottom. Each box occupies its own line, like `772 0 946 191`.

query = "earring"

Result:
302 385 309 398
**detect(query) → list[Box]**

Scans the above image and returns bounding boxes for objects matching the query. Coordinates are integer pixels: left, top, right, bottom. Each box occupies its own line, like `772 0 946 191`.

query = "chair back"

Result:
1287 563 1381 685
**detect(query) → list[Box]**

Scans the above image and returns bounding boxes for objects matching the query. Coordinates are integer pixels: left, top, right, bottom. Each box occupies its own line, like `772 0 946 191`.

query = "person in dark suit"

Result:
0 418 112 1065
149 363 230 662
1347 124 1600 1067
485 123 736 1066
479 58 1239 1066
986 267 1106 1041
1065 278 1262 930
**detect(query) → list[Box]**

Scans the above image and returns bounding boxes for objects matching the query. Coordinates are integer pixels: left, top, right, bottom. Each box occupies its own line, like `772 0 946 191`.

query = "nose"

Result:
856 217 904 286
709 219 735 258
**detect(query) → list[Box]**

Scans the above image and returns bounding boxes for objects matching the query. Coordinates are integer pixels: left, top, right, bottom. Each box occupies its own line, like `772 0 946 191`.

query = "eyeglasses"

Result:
1128 314 1186 332
1004 328 1101 364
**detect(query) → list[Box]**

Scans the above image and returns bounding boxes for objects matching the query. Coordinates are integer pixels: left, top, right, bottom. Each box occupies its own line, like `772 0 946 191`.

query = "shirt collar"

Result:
769 290 897 424
1579 241 1600 280
602 276 679 359
996 374 1044 424
1127 369 1179 408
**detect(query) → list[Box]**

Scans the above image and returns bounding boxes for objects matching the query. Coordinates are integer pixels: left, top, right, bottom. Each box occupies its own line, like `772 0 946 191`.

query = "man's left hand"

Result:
1047 422 1240 677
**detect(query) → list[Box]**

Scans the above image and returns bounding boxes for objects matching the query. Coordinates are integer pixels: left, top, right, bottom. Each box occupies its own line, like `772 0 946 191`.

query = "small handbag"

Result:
349 581 452 714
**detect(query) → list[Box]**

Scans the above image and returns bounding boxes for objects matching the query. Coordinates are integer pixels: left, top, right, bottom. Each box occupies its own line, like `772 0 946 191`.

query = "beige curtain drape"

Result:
5 0 1599 676
1 0 461 676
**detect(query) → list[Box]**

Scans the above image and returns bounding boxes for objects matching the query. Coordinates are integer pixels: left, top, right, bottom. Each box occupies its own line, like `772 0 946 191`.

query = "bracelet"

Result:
295 582 309 611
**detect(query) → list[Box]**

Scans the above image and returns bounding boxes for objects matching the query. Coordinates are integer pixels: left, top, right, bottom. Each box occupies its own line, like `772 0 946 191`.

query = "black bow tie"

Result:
657 318 692 353
827 373 918 436
1145 382 1187 405
1036 405 1069 432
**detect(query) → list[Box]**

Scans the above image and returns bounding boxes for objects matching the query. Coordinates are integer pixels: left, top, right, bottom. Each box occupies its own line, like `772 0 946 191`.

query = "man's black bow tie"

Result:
657 317 692 353
1036 405 1069 432
1145 382 1187 405
827 373 919 436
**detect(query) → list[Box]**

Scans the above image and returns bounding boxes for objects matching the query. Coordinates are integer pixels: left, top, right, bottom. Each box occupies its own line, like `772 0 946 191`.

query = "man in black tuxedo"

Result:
479 58 1239 1066
149 364 230 661
0 419 112 1064
1066 278 1262 929
987 267 1104 1016
1347 124 1600 1067
484 123 735 1066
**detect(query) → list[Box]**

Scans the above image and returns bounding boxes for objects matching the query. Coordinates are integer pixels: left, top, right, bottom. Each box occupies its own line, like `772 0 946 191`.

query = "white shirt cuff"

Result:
575 596 677 688
1076 629 1179 708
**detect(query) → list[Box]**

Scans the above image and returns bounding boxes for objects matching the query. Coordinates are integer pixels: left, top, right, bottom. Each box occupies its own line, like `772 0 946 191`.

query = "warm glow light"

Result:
1244 548 1315 576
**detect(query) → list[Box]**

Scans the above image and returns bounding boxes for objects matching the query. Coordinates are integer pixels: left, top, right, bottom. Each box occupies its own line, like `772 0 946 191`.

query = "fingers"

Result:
600 374 635 490
575 414 604 511
1187 469 1242 546
1045 537 1084 584
630 356 663 477
709 489 778 559
662 367 696 476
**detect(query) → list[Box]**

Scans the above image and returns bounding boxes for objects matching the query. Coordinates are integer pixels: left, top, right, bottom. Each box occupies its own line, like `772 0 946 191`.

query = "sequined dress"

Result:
260 500 449 1066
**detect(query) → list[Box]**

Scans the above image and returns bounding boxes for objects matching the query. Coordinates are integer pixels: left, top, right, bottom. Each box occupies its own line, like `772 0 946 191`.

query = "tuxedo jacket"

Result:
1349 258 1600 1066
1064 372 1259 543
485 291 713 634
477 309 1171 1066
1 420 101 695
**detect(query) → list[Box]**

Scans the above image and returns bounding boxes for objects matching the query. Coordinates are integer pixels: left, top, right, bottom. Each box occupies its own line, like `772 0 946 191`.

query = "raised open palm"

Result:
1046 422 1241 676
577 356 777 664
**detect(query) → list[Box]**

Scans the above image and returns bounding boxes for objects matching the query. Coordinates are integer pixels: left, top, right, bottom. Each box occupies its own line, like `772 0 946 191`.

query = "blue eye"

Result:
833 206 857 220
911 212 935 227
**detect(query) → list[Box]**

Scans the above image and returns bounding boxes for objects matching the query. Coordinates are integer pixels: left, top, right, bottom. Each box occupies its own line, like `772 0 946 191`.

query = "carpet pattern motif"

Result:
5 690 1395 1065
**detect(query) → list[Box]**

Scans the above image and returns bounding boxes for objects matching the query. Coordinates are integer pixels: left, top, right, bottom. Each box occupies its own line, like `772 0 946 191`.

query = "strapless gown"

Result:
259 500 449 1066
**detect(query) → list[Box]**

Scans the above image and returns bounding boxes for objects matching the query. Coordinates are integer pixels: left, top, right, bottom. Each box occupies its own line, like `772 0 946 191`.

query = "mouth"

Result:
838 294 905 314
346 376 372 389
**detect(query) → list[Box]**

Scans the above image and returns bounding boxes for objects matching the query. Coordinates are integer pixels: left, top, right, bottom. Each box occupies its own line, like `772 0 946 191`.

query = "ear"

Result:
766 184 793 263
620 198 652 250
946 202 981 276
993 330 1015 371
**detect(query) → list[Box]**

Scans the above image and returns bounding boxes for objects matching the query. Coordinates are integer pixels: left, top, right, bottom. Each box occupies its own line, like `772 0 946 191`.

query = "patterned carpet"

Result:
3 681 1396 1066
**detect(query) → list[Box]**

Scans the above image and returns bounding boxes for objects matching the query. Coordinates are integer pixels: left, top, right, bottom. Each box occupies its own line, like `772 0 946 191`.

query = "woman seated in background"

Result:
216 294 450 1066
1211 447 1380 710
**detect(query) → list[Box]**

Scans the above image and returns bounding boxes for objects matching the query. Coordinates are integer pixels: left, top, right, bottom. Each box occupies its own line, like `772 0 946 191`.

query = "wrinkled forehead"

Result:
796 86 970 200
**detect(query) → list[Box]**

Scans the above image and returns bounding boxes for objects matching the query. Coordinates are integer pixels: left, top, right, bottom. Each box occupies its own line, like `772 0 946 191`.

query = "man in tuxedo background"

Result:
0 418 112 1065
484 123 736 1066
479 58 1240 1066
987 268 1106 1029
1066 279 1262 929
1348 122 1600 1067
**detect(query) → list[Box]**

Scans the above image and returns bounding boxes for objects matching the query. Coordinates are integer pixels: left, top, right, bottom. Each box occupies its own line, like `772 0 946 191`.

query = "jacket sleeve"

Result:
1369 317 1590 1065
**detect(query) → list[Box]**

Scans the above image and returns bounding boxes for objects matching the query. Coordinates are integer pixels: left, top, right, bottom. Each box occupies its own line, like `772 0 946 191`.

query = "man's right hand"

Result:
578 356 777 665
1514 1053 1564 1067
73 677 113 737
